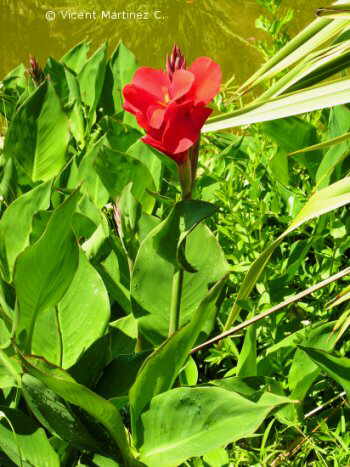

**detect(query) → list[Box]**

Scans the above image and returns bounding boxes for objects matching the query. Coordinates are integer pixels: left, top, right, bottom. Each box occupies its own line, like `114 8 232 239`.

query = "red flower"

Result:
123 47 221 164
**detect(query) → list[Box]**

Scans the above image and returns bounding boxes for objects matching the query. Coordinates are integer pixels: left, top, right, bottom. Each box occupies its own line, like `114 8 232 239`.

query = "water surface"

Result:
0 0 324 83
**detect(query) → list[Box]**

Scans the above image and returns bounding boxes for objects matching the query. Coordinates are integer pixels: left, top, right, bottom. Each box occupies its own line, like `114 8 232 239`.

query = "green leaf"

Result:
263 117 322 178
60 40 90 74
22 374 101 453
237 322 257 377
94 145 156 211
96 351 151 400
126 140 163 192
131 201 229 343
110 42 138 117
78 42 107 125
101 117 141 153
78 137 109 208
316 105 350 188
237 18 347 94
32 251 110 368
22 356 134 465
203 447 229 467
0 181 52 282
14 190 81 352
204 77 350 132
0 407 59 467
138 386 290 467
300 346 350 398
45 57 85 146
92 454 120 467
4 81 70 182
130 277 226 445
289 322 337 400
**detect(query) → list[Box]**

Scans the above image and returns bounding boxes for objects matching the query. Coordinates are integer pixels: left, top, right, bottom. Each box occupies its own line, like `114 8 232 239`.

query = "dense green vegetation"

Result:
1 0 350 465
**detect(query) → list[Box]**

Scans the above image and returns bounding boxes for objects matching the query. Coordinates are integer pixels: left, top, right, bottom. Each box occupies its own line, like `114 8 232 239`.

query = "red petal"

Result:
162 103 200 155
189 57 222 105
147 105 166 129
142 134 167 153
123 84 159 118
191 106 212 130
132 67 170 101
169 69 194 101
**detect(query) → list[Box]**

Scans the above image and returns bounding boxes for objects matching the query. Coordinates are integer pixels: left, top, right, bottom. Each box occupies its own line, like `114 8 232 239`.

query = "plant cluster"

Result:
1 1 350 466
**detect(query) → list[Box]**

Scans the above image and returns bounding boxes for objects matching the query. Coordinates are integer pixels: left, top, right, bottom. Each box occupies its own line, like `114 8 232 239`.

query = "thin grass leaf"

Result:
203 77 350 132
237 14 348 95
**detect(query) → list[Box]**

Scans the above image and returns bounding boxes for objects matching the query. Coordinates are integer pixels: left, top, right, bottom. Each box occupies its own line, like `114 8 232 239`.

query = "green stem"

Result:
178 155 192 200
168 151 195 337
168 268 184 336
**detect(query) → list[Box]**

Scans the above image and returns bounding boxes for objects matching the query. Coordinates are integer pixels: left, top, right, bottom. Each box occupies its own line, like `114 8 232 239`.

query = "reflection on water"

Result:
0 0 322 83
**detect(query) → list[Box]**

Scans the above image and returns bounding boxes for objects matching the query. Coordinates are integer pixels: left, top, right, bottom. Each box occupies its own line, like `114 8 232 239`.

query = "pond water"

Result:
0 0 324 84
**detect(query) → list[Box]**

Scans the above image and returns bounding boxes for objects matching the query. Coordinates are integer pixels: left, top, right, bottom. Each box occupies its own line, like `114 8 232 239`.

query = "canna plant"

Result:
1 1 350 465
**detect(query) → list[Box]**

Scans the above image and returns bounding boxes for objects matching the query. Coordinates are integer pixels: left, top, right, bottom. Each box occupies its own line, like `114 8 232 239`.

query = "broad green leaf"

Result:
45 57 85 146
32 251 110 368
257 322 327 376
289 322 337 400
300 346 350 398
0 64 27 121
131 201 229 343
203 78 350 132
78 137 109 208
94 145 155 211
78 42 107 125
14 190 80 352
101 117 141 153
129 277 226 444
98 41 137 119
92 454 120 467
179 356 198 386
316 105 350 188
22 356 134 465
110 42 138 118
289 131 350 156
263 117 322 178
225 176 350 329
0 158 18 204
0 407 59 467
237 322 257 377
139 386 290 467
22 374 101 452
60 40 90 74
4 81 70 181
203 448 229 467
210 375 282 402
96 351 151 400
0 181 51 282
127 140 163 191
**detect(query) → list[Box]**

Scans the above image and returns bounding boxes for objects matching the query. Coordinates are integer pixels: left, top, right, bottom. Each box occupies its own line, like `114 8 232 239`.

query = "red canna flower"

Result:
122 45 221 164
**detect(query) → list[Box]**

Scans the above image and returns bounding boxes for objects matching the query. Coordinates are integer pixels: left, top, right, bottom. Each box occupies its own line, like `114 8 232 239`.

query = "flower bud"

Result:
166 45 186 80
28 55 46 86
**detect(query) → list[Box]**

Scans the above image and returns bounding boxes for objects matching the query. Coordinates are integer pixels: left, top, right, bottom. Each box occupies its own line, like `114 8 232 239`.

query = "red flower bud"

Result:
28 55 46 86
166 45 186 81
123 46 221 164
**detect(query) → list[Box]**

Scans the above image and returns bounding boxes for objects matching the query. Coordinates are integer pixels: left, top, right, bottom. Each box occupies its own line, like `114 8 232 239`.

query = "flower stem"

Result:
168 154 193 337
168 267 184 336
178 154 192 200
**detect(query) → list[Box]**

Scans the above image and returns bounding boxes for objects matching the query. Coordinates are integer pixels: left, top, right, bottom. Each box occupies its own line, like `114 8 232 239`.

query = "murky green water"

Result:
1 0 323 83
